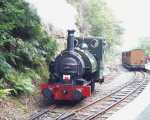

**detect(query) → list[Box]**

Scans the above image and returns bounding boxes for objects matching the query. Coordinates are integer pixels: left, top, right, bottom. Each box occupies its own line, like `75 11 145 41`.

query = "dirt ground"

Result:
0 93 43 120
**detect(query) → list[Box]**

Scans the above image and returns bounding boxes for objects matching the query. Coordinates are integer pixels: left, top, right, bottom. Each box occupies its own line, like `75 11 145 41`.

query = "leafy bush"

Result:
0 0 57 97
0 55 12 78
0 89 12 98
6 71 34 94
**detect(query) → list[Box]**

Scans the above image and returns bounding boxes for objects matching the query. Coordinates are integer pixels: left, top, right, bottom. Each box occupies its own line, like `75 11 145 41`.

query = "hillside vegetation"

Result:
0 0 57 97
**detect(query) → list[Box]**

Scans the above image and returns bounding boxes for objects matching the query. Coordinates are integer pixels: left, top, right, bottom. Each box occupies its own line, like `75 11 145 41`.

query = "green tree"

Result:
67 0 123 45
137 37 150 55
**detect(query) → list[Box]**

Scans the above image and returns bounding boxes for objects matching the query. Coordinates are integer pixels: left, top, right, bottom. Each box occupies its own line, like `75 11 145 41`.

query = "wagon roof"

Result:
123 49 144 53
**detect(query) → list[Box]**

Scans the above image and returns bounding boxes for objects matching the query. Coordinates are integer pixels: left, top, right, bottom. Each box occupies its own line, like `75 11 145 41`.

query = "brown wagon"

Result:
122 49 145 70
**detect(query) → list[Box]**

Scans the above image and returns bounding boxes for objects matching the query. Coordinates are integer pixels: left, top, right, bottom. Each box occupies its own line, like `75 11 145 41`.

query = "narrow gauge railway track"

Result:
29 105 57 120
29 71 149 120
29 104 74 120
57 72 149 120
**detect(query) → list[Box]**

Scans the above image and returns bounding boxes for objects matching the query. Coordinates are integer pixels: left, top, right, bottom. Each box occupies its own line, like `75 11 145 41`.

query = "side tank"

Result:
75 44 97 74
75 37 106 82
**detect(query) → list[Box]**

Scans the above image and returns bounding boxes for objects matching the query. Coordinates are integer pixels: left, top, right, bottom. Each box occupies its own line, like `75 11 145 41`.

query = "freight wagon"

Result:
122 49 145 70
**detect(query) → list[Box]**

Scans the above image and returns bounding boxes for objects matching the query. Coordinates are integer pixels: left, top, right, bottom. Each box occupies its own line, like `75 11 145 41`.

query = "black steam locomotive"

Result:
40 30 105 102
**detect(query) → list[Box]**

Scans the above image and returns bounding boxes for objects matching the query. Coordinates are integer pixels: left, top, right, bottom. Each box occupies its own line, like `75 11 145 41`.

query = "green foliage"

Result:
5 71 34 94
0 54 12 78
137 37 150 55
0 89 12 98
0 0 57 97
67 0 123 45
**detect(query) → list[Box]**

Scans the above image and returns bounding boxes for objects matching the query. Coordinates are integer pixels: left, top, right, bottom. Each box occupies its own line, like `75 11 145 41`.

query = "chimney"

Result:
67 30 75 51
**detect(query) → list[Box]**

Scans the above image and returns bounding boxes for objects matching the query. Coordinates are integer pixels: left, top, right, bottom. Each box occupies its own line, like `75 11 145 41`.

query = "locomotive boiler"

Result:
40 30 105 102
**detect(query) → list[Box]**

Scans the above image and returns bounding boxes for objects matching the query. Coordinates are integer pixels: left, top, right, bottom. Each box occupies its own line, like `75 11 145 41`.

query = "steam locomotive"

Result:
40 30 105 102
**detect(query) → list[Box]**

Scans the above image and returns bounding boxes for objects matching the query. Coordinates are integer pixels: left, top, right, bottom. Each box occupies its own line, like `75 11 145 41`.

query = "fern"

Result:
0 89 12 98
0 55 12 78
6 71 34 94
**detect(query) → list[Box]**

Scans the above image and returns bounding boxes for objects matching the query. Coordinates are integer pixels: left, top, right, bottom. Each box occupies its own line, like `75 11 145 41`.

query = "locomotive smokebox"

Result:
67 30 75 51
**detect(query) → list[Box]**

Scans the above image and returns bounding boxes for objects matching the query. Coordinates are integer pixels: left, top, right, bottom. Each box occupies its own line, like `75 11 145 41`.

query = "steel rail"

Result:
85 74 148 120
28 105 56 120
58 72 148 120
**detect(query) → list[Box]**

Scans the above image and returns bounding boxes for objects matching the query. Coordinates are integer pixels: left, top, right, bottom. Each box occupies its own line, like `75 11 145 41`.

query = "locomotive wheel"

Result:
90 81 95 92
42 89 54 105
73 90 83 101
99 76 104 83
